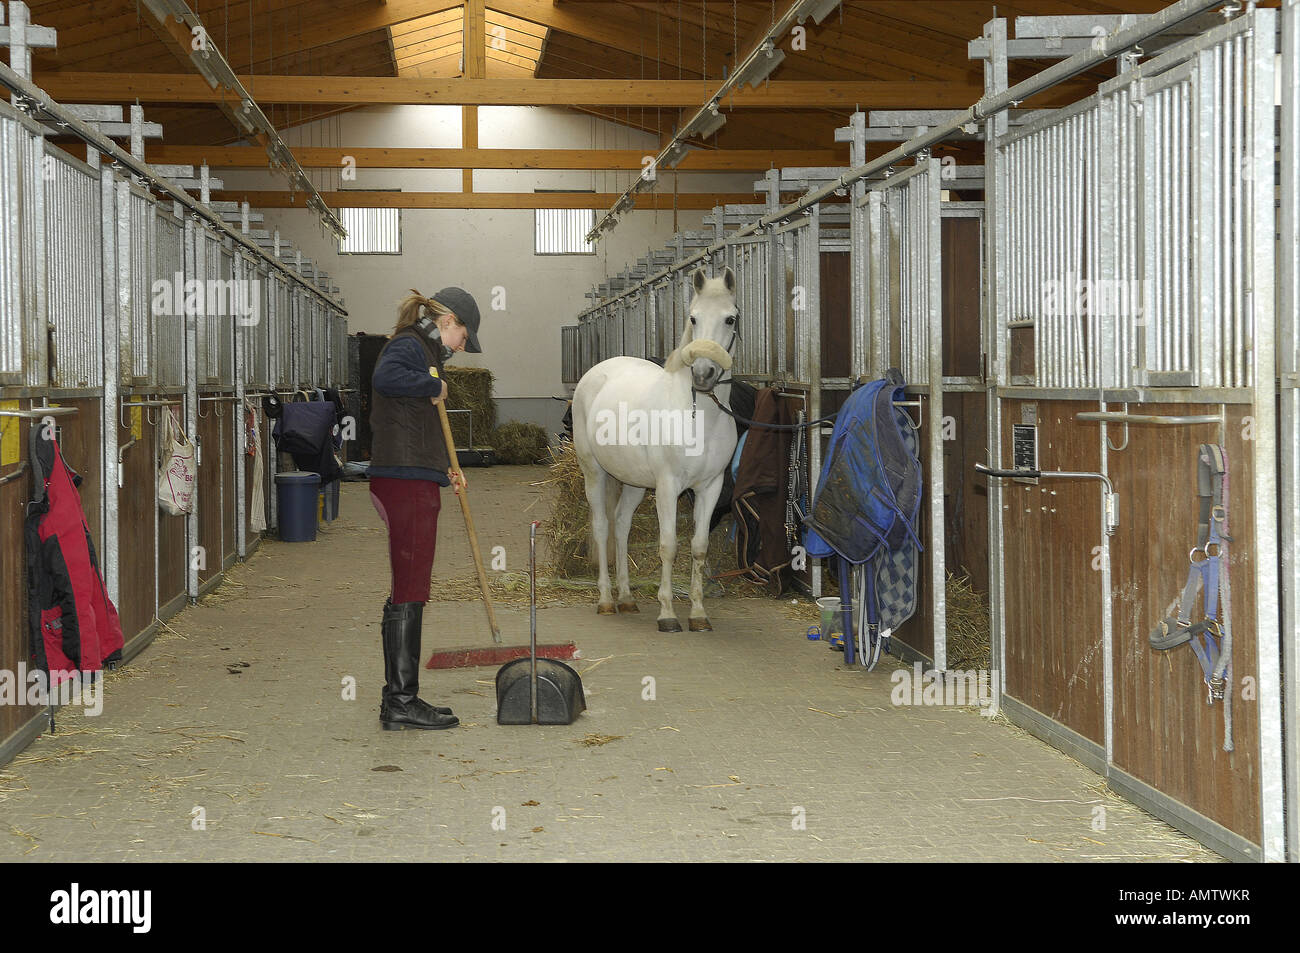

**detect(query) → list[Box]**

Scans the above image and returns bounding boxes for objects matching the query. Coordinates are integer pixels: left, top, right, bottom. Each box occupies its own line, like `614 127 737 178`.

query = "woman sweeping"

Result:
369 288 483 730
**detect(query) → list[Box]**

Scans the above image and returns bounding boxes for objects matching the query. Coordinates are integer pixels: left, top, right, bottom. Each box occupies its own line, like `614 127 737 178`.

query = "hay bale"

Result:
541 443 762 596
443 366 496 447
543 442 684 578
490 421 551 465
945 571 991 669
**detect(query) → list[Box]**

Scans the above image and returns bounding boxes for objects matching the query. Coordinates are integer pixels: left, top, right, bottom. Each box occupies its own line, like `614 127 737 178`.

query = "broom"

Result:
424 366 577 669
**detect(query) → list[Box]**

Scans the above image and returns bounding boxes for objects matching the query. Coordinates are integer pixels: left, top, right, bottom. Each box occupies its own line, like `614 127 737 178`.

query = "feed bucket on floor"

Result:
275 470 320 542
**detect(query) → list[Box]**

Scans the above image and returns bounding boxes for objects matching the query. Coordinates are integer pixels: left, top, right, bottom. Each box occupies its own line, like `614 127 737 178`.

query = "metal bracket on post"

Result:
129 103 144 161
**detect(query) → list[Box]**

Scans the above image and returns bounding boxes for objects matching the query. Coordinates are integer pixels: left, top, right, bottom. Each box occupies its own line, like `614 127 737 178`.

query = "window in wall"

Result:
338 206 402 255
535 193 596 255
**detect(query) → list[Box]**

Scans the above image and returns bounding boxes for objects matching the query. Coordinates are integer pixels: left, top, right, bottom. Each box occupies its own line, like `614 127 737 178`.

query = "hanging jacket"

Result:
730 387 796 594
24 427 124 684
272 401 342 482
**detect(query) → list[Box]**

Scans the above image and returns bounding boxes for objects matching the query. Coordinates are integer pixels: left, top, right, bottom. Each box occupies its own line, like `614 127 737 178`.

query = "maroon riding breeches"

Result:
369 476 441 603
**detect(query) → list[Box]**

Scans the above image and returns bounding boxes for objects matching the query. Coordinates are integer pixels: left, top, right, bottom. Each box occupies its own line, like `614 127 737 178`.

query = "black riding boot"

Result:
380 601 458 730
380 598 452 716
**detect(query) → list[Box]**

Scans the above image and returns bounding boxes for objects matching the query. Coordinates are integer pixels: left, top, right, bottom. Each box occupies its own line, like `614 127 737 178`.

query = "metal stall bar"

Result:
871 158 947 669
1242 5 1283 865
183 214 199 602
983 13 1011 728
774 209 821 591
1281 0 1300 866
232 246 247 561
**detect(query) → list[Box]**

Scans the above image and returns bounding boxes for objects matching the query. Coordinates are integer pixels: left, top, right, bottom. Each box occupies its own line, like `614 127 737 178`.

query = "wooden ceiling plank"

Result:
37 73 1068 108
148 144 843 170
210 188 762 210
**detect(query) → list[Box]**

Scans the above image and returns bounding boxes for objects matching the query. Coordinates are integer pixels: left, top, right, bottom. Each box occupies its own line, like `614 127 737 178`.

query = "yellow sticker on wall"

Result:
131 405 143 441
0 400 18 467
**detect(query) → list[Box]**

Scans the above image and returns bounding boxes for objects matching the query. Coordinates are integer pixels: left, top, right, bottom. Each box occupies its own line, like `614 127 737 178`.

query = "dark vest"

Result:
369 327 452 474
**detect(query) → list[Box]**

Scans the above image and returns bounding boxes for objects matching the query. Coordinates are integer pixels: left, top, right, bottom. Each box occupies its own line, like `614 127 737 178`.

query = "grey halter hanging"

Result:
1148 443 1233 752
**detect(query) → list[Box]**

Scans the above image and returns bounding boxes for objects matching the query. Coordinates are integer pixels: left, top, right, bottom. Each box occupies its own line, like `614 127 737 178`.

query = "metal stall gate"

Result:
850 160 948 668
45 148 103 391
726 231 774 379
271 274 292 390
623 294 646 360
560 325 580 388
1282 0 1300 865
152 200 188 622
987 8 1282 861
650 277 675 361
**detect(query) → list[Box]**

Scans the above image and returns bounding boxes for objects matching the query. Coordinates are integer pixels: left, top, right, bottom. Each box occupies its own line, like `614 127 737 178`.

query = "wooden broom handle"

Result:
431 367 502 644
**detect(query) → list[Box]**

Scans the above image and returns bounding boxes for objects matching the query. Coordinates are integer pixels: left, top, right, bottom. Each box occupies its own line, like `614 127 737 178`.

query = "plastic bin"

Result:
276 471 320 542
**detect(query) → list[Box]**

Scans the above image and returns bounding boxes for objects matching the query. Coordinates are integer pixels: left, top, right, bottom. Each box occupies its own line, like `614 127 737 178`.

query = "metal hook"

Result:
893 400 923 430
146 404 159 426
214 398 225 418
197 398 210 419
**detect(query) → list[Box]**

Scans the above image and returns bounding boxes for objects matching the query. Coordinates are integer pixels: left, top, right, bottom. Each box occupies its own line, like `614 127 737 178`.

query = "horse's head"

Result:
682 266 738 392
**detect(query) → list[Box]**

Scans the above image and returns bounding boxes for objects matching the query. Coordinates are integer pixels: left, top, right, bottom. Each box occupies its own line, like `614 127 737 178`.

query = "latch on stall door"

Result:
975 462 1120 535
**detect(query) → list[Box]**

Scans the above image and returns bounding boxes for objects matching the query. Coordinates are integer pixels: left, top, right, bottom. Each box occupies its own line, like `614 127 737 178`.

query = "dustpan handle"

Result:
530 521 539 724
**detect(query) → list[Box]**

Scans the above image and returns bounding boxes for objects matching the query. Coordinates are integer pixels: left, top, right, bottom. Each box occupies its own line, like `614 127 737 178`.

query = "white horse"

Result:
572 267 739 632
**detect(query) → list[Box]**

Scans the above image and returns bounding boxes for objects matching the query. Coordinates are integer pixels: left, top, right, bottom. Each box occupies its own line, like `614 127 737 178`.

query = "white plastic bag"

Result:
157 408 196 516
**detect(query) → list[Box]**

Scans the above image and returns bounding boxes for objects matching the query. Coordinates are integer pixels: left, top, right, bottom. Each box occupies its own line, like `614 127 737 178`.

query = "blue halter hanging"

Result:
1148 443 1233 752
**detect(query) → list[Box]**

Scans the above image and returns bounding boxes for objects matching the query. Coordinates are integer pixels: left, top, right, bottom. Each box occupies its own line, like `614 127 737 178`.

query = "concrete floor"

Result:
0 466 1219 862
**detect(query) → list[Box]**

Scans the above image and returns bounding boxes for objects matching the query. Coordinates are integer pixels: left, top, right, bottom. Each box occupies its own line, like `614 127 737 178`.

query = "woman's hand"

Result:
429 379 448 405
450 469 468 492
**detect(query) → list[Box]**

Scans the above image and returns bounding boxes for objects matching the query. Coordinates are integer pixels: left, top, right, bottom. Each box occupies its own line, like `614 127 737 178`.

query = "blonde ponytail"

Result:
394 289 452 334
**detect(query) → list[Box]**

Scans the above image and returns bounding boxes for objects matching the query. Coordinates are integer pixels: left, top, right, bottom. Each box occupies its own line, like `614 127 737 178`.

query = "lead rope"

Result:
785 408 805 549
1219 448 1233 752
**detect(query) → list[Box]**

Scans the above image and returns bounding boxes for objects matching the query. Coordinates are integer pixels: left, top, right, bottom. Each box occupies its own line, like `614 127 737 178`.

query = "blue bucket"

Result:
276 471 320 542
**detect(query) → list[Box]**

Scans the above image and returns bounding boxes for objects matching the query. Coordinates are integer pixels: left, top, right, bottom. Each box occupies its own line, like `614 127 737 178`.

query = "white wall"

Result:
220 105 753 421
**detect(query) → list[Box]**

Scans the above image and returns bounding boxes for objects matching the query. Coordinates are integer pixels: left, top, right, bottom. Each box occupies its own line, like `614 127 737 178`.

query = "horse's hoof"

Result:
617 601 640 613
597 603 617 615
657 618 682 633
688 618 713 632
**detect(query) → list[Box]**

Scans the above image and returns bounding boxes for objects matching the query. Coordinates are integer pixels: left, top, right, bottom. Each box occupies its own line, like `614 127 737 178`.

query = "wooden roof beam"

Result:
35 74 1099 108
210 189 760 210
147 145 844 170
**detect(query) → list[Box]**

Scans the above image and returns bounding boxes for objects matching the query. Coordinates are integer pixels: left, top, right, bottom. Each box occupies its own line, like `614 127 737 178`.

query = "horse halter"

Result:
688 312 741 394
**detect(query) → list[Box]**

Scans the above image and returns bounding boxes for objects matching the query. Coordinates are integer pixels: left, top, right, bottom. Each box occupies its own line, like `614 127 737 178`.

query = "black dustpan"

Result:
496 522 586 725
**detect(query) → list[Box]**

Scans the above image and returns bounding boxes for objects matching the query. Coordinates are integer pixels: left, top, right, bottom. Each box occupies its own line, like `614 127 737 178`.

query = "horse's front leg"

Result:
688 473 725 631
653 480 682 632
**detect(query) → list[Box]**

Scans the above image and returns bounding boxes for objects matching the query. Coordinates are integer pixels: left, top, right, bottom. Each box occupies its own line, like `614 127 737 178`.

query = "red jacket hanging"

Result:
24 426 124 683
